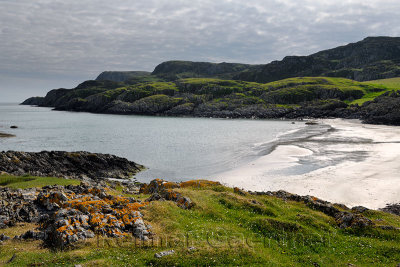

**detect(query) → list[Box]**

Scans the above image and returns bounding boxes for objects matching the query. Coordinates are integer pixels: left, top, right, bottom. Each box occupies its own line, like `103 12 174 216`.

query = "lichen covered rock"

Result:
140 179 198 209
35 184 151 247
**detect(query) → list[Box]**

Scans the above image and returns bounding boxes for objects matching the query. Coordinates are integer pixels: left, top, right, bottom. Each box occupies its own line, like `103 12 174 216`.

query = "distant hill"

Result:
22 76 400 125
151 60 263 80
93 37 400 84
22 37 400 125
236 37 400 82
96 71 151 82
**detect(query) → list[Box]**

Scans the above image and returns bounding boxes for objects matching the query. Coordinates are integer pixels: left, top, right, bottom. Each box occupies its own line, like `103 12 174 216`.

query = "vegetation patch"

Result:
0 178 400 266
0 174 80 189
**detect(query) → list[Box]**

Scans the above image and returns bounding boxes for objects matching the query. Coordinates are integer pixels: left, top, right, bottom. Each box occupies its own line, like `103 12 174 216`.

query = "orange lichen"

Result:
162 181 180 189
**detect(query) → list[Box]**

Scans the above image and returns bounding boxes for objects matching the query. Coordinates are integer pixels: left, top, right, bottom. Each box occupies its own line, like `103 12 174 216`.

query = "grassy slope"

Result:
0 181 399 266
63 76 391 111
0 174 80 189
352 77 400 105
364 77 400 89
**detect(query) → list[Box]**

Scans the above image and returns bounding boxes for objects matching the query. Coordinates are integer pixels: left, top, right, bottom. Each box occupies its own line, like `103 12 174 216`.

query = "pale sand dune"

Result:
216 119 400 209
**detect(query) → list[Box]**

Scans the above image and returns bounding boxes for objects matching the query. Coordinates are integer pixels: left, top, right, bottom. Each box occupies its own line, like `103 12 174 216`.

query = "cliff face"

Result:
236 37 400 82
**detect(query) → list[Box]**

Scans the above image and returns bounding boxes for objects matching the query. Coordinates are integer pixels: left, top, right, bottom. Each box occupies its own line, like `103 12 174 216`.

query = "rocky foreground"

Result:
1 178 398 251
0 179 196 249
0 151 143 181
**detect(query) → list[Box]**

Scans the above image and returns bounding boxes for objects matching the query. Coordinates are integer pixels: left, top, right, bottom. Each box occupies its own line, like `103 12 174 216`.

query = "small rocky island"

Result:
0 151 143 181
0 132 15 138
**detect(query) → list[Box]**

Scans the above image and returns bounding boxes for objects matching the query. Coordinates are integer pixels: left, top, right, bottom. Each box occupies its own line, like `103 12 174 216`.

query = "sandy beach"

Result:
216 119 400 209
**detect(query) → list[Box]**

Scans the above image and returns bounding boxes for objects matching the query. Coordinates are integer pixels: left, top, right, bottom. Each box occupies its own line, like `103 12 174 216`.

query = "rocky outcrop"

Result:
0 187 39 228
107 95 183 115
0 132 15 138
0 184 151 248
140 179 198 209
380 203 400 216
0 179 203 248
21 97 44 106
0 151 144 180
356 91 400 125
252 190 374 229
36 184 151 248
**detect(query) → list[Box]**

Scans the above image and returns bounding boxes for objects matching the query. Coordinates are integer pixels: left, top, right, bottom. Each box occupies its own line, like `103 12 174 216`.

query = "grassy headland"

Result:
0 176 399 266
22 37 400 125
24 76 391 119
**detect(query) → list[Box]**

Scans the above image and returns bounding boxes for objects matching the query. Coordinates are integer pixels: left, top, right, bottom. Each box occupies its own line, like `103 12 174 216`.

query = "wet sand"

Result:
216 119 400 209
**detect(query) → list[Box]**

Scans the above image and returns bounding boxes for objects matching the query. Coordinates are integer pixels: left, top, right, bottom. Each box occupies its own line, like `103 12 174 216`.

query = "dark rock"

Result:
10 126 18 129
0 132 15 138
378 225 399 230
258 190 374 229
140 179 195 209
0 151 144 180
21 97 44 106
335 212 374 228
0 234 10 241
380 203 400 216
351 206 369 213
357 91 400 125
146 193 165 202
233 187 247 195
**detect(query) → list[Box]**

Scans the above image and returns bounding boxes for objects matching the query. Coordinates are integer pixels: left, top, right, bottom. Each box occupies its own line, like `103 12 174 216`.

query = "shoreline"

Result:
215 119 400 209
3 103 400 209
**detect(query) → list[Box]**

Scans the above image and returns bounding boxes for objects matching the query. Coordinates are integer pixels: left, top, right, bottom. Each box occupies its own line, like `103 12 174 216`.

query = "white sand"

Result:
215 119 400 209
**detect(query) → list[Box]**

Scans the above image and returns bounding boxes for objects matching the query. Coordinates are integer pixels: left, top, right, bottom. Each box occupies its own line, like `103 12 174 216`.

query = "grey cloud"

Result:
1 0 400 101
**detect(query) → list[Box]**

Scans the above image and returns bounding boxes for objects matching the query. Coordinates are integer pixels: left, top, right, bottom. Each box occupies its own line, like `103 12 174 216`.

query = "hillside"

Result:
151 60 263 80
0 174 399 266
93 38 400 84
22 37 400 125
92 62 262 84
95 71 152 82
22 76 400 124
236 37 400 83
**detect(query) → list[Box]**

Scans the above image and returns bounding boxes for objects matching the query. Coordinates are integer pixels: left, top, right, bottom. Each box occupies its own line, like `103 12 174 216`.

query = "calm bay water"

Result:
0 103 303 182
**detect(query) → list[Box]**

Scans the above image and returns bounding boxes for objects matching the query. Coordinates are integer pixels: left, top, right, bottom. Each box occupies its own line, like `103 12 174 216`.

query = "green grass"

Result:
0 174 80 189
347 77 400 105
49 75 400 112
0 182 400 266
363 77 400 90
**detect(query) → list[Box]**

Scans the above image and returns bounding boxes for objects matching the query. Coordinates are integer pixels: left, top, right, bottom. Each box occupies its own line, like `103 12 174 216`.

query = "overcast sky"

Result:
1 0 400 102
